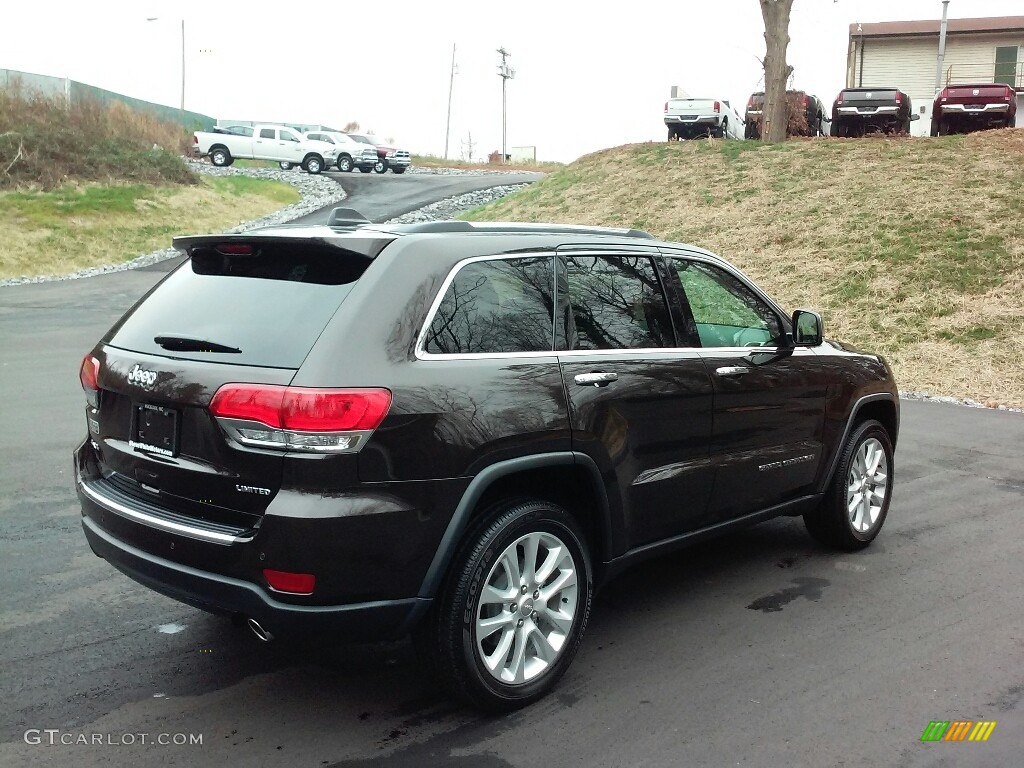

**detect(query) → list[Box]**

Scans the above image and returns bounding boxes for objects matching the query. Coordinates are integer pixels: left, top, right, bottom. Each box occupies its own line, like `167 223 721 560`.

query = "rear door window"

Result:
422 256 554 355
259 128 274 139
106 243 371 368
559 254 674 350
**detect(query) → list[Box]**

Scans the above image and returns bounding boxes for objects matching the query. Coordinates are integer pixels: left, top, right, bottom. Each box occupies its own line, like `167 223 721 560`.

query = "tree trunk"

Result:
759 0 795 144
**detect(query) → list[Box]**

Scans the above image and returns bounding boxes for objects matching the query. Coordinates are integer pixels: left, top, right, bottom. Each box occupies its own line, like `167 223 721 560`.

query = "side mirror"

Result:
910 113 921 121
792 309 823 346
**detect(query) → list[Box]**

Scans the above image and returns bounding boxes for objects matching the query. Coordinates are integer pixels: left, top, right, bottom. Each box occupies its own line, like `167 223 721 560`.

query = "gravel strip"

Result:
1 159 346 288
385 184 531 223
899 390 1022 413
406 166 539 176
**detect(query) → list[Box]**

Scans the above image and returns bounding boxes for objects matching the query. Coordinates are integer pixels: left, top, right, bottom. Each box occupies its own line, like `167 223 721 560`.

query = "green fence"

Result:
0 69 215 131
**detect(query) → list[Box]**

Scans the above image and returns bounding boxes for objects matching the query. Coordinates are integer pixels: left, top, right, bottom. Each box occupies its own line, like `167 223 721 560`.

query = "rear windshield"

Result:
106 243 369 369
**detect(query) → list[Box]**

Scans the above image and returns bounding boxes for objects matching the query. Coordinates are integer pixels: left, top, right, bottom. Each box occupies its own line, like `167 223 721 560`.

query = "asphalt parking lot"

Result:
0 174 1021 767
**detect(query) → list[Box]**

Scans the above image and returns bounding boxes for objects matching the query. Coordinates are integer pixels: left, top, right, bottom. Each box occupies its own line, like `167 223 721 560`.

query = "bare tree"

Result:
342 121 360 133
461 131 475 161
759 0 795 143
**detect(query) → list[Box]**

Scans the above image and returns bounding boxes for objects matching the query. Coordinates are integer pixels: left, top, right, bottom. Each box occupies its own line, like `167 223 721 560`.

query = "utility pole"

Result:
496 47 515 164
444 44 456 160
935 0 950 91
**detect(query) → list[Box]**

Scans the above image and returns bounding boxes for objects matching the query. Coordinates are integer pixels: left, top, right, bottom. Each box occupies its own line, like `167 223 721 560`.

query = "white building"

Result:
846 15 1024 136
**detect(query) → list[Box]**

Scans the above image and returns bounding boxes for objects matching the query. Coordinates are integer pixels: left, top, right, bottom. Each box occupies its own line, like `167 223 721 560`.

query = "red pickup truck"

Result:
931 83 1017 136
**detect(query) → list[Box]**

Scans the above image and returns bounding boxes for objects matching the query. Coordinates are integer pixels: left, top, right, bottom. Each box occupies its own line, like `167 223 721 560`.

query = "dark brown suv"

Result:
75 211 899 710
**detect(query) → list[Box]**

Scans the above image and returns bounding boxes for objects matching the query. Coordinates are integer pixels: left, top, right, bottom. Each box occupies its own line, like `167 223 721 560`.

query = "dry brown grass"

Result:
0 86 193 190
0 176 299 279
464 130 1024 406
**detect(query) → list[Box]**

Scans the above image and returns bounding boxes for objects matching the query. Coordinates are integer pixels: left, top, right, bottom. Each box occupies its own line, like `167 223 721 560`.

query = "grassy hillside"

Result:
1 87 302 279
465 130 1024 406
1 176 300 279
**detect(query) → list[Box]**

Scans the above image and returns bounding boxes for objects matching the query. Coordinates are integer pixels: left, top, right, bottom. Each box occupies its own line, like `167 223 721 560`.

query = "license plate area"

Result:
130 403 180 457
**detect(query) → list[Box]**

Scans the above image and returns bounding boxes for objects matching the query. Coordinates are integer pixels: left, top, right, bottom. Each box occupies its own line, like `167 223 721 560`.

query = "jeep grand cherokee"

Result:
75 210 898 710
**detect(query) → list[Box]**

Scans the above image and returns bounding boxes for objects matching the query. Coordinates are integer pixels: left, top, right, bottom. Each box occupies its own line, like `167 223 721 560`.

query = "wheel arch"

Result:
302 152 324 166
818 394 899 493
416 453 612 599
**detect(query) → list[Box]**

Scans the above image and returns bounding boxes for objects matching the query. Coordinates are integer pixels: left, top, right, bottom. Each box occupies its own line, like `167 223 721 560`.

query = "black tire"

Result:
303 155 323 175
374 159 388 174
930 119 939 137
210 146 231 167
279 162 294 170
667 127 676 141
358 166 372 173
717 117 729 139
392 167 406 174
804 419 894 551
337 155 353 173
415 498 593 712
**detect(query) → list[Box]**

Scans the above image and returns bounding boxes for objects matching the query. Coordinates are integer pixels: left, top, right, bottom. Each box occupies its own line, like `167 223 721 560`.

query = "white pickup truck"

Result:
191 124 338 174
664 98 745 141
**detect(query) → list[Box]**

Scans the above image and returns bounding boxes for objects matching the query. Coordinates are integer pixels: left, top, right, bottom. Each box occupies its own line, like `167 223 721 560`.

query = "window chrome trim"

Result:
414 252 558 360
413 247 803 361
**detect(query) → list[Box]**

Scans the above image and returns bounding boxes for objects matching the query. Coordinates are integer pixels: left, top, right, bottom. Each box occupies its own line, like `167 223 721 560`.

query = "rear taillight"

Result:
895 92 902 104
663 101 668 112
80 354 100 408
802 94 809 107
209 384 392 453
193 135 198 144
713 101 721 113
746 95 754 108
836 92 843 105
263 569 316 595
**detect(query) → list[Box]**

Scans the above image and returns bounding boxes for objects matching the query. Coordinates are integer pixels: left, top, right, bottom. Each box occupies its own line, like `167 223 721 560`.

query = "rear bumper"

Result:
82 514 429 639
939 103 1011 115
73 438 461 640
665 114 720 126
836 106 899 116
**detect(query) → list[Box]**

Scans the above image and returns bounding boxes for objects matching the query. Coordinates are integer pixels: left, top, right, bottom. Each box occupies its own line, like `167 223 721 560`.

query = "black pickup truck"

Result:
832 87 917 137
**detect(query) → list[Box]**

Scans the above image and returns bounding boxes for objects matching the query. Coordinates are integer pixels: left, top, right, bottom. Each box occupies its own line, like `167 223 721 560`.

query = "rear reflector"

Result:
80 354 100 408
209 384 392 453
263 569 315 595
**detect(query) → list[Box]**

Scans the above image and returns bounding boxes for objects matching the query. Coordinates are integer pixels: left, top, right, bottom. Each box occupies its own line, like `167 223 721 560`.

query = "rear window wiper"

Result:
154 335 241 354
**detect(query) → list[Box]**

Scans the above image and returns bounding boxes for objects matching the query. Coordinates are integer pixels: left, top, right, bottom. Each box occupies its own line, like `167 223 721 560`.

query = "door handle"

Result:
574 372 618 387
715 366 750 377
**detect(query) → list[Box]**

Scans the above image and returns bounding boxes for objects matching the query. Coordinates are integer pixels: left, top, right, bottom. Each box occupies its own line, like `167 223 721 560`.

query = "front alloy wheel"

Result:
374 159 388 173
417 498 592 711
804 419 893 550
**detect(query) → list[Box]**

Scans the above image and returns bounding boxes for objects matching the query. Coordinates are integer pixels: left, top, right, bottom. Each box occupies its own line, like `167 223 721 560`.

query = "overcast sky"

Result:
4 0 1020 161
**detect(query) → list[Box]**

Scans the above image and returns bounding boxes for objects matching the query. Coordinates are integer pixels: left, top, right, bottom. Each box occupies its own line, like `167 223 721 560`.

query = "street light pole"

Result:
180 18 186 119
444 43 456 160
146 16 186 124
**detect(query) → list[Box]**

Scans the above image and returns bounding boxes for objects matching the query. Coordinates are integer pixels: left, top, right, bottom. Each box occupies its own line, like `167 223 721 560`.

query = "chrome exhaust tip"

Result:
247 617 274 642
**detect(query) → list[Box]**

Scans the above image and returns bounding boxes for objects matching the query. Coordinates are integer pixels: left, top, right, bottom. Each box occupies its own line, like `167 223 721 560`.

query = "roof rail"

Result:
326 207 370 227
388 220 656 239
